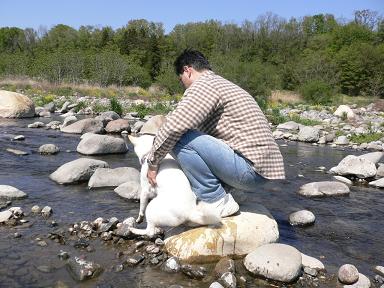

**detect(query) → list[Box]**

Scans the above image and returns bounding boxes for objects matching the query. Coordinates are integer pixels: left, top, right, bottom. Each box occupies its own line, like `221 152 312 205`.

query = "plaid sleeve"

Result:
147 80 220 166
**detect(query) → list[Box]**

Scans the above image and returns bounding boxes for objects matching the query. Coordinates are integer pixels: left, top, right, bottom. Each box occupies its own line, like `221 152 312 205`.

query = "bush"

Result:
109 97 123 115
299 80 333 105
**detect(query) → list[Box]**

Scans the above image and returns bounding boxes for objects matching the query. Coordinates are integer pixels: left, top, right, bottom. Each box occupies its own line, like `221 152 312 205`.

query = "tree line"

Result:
0 10 383 104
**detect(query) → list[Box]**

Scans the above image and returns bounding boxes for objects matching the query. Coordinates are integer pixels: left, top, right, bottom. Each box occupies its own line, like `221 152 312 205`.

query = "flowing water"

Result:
0 117 383 288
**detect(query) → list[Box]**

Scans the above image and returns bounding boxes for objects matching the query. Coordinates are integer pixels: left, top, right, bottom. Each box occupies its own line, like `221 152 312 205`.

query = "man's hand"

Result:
147 166 158 187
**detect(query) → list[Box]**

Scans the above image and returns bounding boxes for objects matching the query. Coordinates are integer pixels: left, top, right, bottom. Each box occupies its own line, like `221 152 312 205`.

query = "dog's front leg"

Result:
136 187 151 223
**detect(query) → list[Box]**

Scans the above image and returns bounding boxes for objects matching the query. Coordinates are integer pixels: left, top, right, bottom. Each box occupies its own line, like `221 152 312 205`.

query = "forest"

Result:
0 10 383 106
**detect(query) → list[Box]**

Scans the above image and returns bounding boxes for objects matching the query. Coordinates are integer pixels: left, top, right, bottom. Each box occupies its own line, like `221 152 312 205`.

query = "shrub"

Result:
299 80 333 105
109 97 123 115
52 86 73 96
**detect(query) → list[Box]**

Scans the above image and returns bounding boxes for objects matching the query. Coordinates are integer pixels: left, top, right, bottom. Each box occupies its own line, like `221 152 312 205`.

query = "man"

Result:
146 49 285 217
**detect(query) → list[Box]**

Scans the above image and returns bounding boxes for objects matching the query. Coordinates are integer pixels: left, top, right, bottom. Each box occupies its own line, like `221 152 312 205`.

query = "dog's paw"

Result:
136 214 144 224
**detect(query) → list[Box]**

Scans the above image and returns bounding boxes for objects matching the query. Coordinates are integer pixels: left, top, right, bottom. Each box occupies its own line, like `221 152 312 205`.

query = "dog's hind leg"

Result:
136 187 154 223
129 222 161 238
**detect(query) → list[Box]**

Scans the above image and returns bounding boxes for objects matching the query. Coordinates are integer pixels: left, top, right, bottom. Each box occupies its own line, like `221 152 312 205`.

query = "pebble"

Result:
114 264 124 272
219 272 237 288
289 210 316 226
163 257 180 273
41 206 52 217
14 232 22 238
125 253 145 266
209 282 224 288
181 264 207 280
58 250 69 260
145 244 160 254
6 148 29 155
375 266 384 277
31 205 41 213
37 240 47 247
304 266 318 277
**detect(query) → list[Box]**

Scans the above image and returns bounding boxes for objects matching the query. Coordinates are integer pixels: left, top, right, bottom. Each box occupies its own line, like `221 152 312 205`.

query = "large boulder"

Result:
358 151 384 165
329 155 377 179
60 118 104 134
0 185 27 200
139 115 166 135
276 121 300 132
0 90 35 118
77 134 128 155
164 208 279 263
95 111 120 126
244 243 302 283
298 126 320 142
114 181 141 200
50 158 109 184
105 119 131 133
298 181 350 197
88 167 140 188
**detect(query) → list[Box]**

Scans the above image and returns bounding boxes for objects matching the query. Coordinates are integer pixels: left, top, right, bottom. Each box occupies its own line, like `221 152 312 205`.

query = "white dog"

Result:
128 134 221 237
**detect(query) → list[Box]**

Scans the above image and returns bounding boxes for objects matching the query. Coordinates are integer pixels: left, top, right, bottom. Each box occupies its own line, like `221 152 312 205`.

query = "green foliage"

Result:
349 132 384 144
129 102 171 118
92 103 109 114
129 103 151 119
74 101 87 112
52 86 73 96
267 108 288 125
109 97 123 115
34 94 55 106
299 80 333 105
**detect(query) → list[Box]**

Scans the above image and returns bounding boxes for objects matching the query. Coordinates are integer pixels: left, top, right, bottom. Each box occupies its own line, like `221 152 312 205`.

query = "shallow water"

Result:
0 117 383 287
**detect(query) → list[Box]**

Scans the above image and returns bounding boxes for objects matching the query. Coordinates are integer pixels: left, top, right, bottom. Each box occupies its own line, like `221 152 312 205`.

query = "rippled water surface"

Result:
0 117 383 287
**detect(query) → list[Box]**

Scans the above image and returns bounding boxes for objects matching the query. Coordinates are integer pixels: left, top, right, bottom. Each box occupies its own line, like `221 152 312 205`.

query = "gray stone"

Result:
369 178 384 188
38 144 60 155
125 254 145 266
50 158 109 184
209 282 224 288
163 257 181 273
301 253 325 270
213 257 235 279
304 267 318 277
0 210 12 223
6 148 29 155
276 121 300 132
219 272 237 288
13 135 25 141
298 126 320 142
114 223 133 238
343 273 371 288
41 206 53 217
46 121 61 129
298 181 350 197
181 264 207 279
334 105 355 119
0 185 27 200
244 243 302 283
44 102 55 113
333 176 353 185
67 257 103 281
132 120 145 133
329 155 377 178
61 118 104 134
358 152 384 164
28 121 45 128
59 101 71 113
77 134 127 155
289 210 315 226
61 115 77 128
95 111 120 126
105 119 131 133
0 90 35 118
374 266 384 277
339 264 359 284
114 181 141 200
335 136 349 145
31 205 41 213
377 164 384 178
88 167 139 188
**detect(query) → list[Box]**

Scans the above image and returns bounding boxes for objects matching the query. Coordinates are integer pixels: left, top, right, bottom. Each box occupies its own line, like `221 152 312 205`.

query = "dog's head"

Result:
128 134 155 163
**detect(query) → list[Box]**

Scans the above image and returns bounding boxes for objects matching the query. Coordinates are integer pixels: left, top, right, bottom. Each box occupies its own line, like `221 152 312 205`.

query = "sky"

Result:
0 0 383 34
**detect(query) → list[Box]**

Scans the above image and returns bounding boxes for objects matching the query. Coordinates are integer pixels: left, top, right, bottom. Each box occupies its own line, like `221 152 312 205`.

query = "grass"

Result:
128 102 172 118
266 108 322 126
349 132 384 144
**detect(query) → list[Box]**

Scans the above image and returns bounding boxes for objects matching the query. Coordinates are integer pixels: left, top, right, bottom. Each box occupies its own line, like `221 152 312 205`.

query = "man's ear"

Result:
128 135 138 146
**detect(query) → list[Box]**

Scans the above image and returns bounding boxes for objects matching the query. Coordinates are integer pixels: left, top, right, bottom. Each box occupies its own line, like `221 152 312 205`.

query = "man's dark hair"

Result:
174 49 211 75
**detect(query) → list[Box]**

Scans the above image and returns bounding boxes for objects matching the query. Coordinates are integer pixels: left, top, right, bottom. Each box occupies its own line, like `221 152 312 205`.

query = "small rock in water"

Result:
6 148 29 156
37 240 48 247
0 210 13 223
289 210 315 226
155 238 164 246
145 244 160 254
219 272 237 288
125 253 145 266
38 144 60 155
163 257 181 273
374 266 384 277
41 206 52 217
58 250 69 260
343 273 371 288
114 264 124 272
338 264 359 284
67 256 103 281
14 232 22 238
13 135 25 141
31 205 41 213
213 257 235 279
209 282 224 288
36 265 52 273
333 175 353 185
304 267 318 277
181 264 207 280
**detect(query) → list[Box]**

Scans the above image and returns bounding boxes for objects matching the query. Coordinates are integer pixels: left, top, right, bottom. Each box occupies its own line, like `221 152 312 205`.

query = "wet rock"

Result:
58 250 69 260
374 266 384 277
298 181 350 197
9 207 23 218
46 120 61 129
37 265 52 273
88 167 139 188
105 119 131 133
359 152 384 164
209 282 224 288
164 209 279 263
122 217 136 227
38 144 60 155
114 263 124 272
0 210 12 223
155 238 164 246
28 121 45 128
14 232 22 238
114 181 141 200
41 206 52 217
163 257 181 273
13 135 25 141
61 118 104 134
330 155 377 178
219 272 237 288
74 239 89 249
49 158 109 184
334 175 353 185
343 273 371 288
95 111 120 126
301 253 325 270
99 218 119 233
244 243 302 283
369 178 384 188
100 231 113 241
44 102 55 112
37 240 47 247
67 256 103 281
289 210 315 226
6 148 29 155
146 244 160 254
181 264 207 279
125 253 145 266
77 134 128 155
213 257 235 279
0 185 27 200
0 90 35 118
298 126 320 142
377 164 384 178
0 200 11 209
61 115 77 128
139 115 166 135
131 121 145 133
31 205 41 213
59 101 71 113
304 267 318 277
338 264 359 284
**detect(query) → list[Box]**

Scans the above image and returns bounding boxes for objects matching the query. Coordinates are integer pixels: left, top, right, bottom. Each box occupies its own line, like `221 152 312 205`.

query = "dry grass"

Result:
270 90 303 104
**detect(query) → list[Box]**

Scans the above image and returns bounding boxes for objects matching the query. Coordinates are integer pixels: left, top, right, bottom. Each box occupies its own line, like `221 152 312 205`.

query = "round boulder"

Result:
88 167 140 188
338 264 359 284
0 90 35 118
289 210 315 226
329 155 377 179
0 185 27 200
49 158 109 184
164 208 279 263
77 134 128 155
95 111 120 126
244 243 302 283
38 144 60 155
60 118 104 134
298 181 350 197
105 119 131 133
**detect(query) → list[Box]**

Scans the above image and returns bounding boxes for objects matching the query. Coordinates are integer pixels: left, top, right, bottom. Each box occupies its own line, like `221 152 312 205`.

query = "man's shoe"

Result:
211 193 239 218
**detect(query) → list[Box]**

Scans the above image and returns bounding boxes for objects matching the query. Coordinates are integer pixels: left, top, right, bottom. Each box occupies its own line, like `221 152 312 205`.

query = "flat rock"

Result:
50 158 109 184
61 115 77 128
368 178 384 188
298 181 350 197
60 118 104 134
333 176 353 185
88 167 140 188
0 185 27 200
67 257 103 281
334 105 355 119
329 155 377 178
6 148 29 155
358 152 384 164
276 121 300 132
164 208 279 263
0 210 12 223
0 90 35 118
301 253 325 270
77 134 128 155
244 243 302 283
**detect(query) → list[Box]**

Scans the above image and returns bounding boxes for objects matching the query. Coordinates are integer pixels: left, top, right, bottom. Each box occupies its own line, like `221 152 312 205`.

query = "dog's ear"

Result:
128 135 138 146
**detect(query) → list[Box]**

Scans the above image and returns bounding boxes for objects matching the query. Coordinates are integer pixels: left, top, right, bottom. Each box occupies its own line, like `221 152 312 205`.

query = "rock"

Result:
343 273 371 288
9 207 23 218
139 115 166 135
28 121 45 128
0 185 27 200
88 167 139 188
58 250 69 260
209 282 224 288
0 210 12 223
77 134 128 155
114 181 141 200
38 110 51 117
338 264 359 284
125 254 145 266
105 119 131 133
219 272 237 288
374 266 384 277
67 257 103 281
0 90 35 118
44 102 55 113
13 135 25 141
114 223 133 238
304 267 318 277
334 176 353 185
244 243 302 283
289 210 315 226
368 178 384 188
61 115 77 128
181 264 207 279
41 206 53 217
163 257 181 273
298 126 320 142
298 181 350 197
95 111 120 126
358 152 384 164
272 130 284 139
38 144 60 155
31 205 41 213
377 164 384 178
213 257 235 279
276 121 300 132
164 209 279 263
60 118 104 134
46 120 61 129
329 155 377 178
335 136 349 145
6 148 29 155
334 105 355 119
132 120 145 133
50 158 109 184
301 253 325 270
59 101 71 113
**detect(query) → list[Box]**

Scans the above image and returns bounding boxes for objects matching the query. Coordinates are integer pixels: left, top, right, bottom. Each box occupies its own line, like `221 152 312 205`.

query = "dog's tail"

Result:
188 204 221 225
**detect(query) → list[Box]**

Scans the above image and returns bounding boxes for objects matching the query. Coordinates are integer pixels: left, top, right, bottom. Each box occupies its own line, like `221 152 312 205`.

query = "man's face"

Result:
179 66 193 89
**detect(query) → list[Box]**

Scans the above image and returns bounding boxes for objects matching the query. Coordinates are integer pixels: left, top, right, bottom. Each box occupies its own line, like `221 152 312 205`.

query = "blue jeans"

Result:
172 130 265 203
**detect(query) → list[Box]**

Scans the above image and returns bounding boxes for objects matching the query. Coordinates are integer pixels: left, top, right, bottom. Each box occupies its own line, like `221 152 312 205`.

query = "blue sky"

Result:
0 0 383 33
